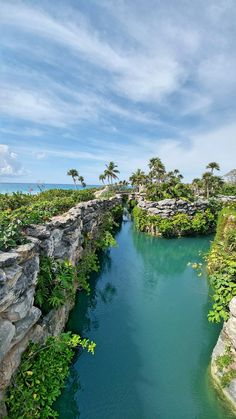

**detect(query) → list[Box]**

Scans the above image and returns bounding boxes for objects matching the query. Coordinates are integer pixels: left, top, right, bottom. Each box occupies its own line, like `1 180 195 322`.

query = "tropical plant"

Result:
5 332 96 418
99 173 106 184
202 172 213 199
67 169 79 189
104 161 120 184
206 162 220 174
148 157 166 183
129 169 147 192
67 169 86 189
35 258 77 313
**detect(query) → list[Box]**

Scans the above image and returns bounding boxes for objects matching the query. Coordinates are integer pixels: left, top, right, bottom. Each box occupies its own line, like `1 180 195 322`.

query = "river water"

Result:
56 220 235 419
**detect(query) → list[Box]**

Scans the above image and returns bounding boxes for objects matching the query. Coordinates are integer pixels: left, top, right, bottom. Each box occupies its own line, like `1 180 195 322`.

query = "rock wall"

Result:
0 196 122 411
135 196 236 218
137 198 209 218
211 297 236 409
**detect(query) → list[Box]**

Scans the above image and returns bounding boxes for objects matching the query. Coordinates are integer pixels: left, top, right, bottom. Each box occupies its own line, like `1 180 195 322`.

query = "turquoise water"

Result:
0 183 98 194
56 221 235 419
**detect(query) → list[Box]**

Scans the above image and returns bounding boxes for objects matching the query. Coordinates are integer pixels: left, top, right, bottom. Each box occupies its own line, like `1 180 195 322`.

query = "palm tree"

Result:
202 172 213 199
129 169 147 192
78 175 86 188
192 178 203 196
67 169 79 189
104 162 120 184
148 157 166 183
99 173 106 184
67 169 86 189
206 162 220 174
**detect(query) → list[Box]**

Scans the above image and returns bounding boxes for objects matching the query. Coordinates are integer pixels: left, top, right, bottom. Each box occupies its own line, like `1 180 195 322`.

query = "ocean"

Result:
0 183 98 194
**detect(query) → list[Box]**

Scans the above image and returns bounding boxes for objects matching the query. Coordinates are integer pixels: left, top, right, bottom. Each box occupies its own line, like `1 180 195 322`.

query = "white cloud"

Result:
0 144 25 176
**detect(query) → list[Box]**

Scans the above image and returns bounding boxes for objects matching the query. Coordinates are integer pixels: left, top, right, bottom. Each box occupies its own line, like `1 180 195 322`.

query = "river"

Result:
55 220 235 419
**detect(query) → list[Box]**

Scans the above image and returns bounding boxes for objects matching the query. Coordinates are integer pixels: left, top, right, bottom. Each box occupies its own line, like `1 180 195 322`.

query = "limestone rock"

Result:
0 320 15 362
11 306 41 346
2 288 35 322
225 316 236 348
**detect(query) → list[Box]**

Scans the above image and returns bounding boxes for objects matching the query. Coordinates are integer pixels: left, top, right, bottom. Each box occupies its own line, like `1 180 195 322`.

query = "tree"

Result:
202 172 213 199
192 178 203 196
99 174 106 184
148 157 166 183
129 169 147 192
67 169 79 189
78 175 86 188
67 169 86 189
206 162 220 174
104 162 120 184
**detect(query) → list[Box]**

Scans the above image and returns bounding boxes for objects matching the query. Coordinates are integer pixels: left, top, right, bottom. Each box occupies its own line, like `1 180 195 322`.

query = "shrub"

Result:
35 258 76 314
5 332 96 418
77 251 100 295
207 207 236 322
0 189 96 251
132 206 217 237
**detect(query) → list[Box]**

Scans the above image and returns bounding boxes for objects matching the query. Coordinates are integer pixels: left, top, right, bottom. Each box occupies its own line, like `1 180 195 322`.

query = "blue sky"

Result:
0 0 236 184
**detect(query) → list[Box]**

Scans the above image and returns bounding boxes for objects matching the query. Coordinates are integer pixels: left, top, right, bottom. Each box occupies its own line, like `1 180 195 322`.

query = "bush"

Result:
207 207 236 322
132 206 217 237
5 332 96 418
0 189 96 251
35 258 77 314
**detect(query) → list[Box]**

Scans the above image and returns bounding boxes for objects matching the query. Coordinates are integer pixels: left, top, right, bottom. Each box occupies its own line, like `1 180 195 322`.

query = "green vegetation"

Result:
132 206 217 237
0 189 95 251
215 346 236 387
128 157 236 201
216 346 234 372
99 161 120 185
76 251 100 295
207 205 236 323
5 332 96 418
35 258 77 314
6 203 122 416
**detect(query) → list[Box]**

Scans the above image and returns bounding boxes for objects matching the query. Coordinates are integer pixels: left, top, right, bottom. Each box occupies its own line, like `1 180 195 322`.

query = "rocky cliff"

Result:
0 196 122 412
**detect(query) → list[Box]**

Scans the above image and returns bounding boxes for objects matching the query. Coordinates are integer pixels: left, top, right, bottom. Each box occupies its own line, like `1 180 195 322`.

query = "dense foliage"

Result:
0 189 96 251
132 206 217 237
35 258 77 314
5 332 96 418
207 205 236 323
129 157 236 201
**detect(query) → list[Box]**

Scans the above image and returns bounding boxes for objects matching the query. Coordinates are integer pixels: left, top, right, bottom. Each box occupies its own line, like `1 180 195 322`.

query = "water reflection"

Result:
132 228 212 276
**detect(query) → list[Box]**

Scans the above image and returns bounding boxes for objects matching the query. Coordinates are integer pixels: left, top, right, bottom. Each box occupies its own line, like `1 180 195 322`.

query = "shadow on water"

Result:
55 222 236 419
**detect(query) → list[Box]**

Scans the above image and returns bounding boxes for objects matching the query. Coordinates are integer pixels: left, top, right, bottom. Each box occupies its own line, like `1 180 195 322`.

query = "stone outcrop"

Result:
138 198 209 218
211 297 236 409
0 196 122 413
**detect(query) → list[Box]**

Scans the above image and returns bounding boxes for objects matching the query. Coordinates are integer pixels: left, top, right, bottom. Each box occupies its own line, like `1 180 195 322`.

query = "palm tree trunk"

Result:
73 177 77 190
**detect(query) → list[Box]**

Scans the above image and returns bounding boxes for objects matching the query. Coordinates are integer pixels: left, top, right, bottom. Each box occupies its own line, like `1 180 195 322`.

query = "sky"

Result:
0 0 236 184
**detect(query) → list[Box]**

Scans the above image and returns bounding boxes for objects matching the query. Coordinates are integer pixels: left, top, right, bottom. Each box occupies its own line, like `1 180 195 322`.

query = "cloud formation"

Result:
0 145 24 177
0 0 235 182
